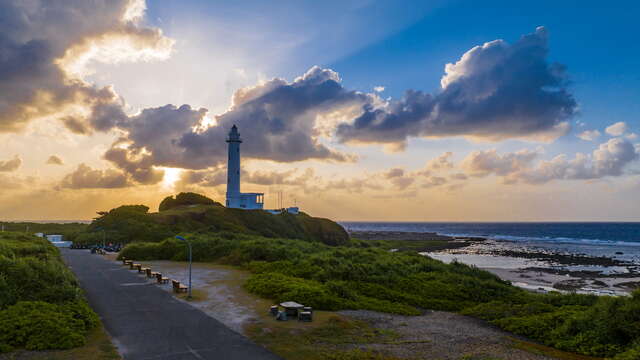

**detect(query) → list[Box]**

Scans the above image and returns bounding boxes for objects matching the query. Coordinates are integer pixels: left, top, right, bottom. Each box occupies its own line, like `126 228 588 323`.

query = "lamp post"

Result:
175 235 192 299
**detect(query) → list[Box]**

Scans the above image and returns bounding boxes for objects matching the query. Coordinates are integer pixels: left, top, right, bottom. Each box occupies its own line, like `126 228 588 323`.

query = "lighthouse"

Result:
225 125 264 209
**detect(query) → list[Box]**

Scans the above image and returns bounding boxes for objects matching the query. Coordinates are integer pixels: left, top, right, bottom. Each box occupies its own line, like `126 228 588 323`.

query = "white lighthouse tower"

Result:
225 125 264 209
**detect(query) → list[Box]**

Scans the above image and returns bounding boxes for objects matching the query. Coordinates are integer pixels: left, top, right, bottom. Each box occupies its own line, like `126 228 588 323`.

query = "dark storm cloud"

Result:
0 0 169 133
178 66 364 164
107 67 364 179
336 27 576 146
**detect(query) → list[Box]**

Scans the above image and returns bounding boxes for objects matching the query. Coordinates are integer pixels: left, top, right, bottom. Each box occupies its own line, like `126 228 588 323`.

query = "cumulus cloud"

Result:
577 130 601 141
0 0 172 133
60 163 130 189
106 67 364 179
461 149 539 177
46 155 64 165
423 176 447 188
426 152 454 171
462 138 640 184
605 122 628 136
0 156 22 172
373 86 385 92
178 67 363 164
382 168 414 189
336 27 576 146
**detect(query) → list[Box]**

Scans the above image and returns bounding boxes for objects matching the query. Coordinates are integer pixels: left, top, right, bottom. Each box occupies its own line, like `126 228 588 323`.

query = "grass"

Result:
0 324 120 360
509 338 603 360
246 315 401 360
175 288 208 302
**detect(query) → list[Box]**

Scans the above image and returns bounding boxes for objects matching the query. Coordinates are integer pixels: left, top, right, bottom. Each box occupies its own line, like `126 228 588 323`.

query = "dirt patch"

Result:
338 310 565 360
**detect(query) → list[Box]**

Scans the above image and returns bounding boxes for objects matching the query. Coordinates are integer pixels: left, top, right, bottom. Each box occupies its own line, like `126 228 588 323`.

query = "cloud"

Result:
60 163 130 189
461 149 539 177
605 122 628 136
426 152 454 171
373 86 385 92
463 138 640 184
384 168 405 178
384 169 415 190
336 27 576 146
423 176 447 188
0 155 22 172
178 167 318 190
107 67 364 177
0 0 172 133
576 130 601 141
46 155 64 165
178 67 363 164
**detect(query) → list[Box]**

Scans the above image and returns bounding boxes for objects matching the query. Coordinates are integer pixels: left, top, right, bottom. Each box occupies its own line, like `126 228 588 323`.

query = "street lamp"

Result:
175 235 192 299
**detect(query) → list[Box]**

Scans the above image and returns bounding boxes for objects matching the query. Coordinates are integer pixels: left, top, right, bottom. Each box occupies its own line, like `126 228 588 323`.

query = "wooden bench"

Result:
139 266 149 274
121 257 127 265
171 279 188 293
129 262 137 270
124 260 133 267
155 273 169 284
133 264 142 271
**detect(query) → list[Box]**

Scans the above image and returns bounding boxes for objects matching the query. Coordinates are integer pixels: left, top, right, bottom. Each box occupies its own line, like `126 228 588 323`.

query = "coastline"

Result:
349 230 640 296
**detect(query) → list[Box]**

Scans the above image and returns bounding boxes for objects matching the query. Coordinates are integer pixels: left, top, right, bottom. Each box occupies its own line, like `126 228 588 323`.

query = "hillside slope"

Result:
84 197 349 246
153 203 349 245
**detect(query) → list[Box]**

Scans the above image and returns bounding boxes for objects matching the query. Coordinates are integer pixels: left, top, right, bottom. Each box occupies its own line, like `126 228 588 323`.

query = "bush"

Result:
0 232 100 353
159 192 216 211
0 301 98 352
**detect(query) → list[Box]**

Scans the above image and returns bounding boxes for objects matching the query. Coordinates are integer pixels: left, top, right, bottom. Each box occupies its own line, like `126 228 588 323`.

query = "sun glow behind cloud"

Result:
161 167 182 189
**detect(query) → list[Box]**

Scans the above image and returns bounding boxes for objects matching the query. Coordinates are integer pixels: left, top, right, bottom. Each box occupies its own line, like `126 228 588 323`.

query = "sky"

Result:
1 0 639 221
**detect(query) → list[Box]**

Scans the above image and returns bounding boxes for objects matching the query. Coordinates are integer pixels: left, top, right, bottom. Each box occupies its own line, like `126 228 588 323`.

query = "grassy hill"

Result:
81 193 349 246
153 203 349 245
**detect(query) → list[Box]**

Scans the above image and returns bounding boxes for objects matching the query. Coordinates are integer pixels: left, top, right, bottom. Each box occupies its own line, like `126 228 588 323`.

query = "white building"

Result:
46 234 63 242
225 125 264 210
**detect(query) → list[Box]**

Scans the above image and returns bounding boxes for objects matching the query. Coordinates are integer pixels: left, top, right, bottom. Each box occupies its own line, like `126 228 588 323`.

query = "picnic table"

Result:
280 301 304 317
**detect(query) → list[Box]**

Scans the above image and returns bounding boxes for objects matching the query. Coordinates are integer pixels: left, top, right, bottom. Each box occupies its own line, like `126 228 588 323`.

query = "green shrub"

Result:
0 232 100 353
159 192 216 211
0 301 98 353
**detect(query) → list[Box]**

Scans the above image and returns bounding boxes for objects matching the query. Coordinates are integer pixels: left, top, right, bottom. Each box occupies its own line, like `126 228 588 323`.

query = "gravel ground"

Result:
339 310 554 360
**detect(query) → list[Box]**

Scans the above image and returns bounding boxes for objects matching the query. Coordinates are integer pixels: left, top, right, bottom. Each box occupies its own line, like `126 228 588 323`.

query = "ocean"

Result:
340 222 640 262
340 222 640 245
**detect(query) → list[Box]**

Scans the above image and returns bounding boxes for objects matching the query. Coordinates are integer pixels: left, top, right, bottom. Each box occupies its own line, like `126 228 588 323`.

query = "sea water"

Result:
341 222 640 262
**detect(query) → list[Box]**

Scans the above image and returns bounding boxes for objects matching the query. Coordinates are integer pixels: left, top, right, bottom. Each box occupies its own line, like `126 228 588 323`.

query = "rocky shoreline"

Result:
351 230 640 296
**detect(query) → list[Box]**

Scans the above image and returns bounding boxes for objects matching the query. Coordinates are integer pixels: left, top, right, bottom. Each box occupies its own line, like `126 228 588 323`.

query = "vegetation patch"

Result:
0 232 101 354
79 193 348 246
119 231 640 359
246 315 401 360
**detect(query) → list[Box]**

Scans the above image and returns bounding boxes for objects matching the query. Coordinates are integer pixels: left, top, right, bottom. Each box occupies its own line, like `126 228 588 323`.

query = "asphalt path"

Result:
61 249 281 360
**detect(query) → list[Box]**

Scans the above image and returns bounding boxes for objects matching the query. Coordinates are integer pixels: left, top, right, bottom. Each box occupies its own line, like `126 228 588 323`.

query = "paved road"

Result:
61 249 281 360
